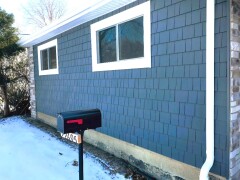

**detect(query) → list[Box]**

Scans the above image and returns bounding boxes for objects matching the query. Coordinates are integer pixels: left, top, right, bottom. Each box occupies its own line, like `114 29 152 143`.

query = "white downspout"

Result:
199 0 215 179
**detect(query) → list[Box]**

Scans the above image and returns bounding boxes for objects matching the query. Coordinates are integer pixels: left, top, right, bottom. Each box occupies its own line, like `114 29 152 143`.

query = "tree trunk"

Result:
0 85 10 117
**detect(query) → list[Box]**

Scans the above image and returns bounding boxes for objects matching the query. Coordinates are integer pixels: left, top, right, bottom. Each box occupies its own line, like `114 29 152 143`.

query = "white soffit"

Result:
19 0 137 47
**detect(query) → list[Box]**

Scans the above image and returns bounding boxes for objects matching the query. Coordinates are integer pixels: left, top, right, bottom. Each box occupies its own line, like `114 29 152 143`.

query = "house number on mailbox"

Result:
60 133 81 144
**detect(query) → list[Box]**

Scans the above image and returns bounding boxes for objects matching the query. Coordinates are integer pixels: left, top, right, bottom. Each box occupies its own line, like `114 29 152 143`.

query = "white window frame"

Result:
90 1 151 72
37 39 59 76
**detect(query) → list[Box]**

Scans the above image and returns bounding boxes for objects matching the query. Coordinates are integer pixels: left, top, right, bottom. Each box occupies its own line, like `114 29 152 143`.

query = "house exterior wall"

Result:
230 0 240 179
33 0 229 178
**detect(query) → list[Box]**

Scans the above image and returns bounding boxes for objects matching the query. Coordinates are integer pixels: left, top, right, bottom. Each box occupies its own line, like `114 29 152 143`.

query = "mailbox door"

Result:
57 109 101 134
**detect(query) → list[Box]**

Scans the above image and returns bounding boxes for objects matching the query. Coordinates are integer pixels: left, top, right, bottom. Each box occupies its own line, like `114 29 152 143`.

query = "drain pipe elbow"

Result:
200 155 214 180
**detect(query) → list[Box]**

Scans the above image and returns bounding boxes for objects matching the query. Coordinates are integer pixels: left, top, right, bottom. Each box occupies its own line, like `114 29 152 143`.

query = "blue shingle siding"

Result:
33 0 229 178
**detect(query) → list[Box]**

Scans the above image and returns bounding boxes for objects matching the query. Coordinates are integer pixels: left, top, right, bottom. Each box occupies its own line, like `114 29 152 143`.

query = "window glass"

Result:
41 49 48 70
49 46 57 69
98 26 116 63
119 17 144 60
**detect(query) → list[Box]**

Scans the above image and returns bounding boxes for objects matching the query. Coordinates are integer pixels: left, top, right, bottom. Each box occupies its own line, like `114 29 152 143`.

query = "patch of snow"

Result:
0 116 126 180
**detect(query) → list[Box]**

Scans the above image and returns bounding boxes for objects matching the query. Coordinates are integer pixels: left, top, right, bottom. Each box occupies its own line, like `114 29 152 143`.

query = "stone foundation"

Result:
36 112 225 180
27 47 36 118
230 0 240 179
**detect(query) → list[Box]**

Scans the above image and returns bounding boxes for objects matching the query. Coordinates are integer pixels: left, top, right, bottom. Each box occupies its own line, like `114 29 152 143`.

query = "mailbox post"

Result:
57 109 101 180
79 131 84 180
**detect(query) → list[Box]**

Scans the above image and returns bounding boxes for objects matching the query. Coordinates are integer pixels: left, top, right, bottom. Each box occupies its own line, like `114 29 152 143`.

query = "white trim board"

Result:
37 39 59 76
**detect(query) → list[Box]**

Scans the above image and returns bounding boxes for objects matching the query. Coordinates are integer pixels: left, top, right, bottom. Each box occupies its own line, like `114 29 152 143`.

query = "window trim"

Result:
37 39 59 76
91 1 151 72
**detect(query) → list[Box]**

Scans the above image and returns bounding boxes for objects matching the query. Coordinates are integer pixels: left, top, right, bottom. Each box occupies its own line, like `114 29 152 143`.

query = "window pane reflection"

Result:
119 17 144 60
99 27 117 63
41 49 48 70
49 46 56 69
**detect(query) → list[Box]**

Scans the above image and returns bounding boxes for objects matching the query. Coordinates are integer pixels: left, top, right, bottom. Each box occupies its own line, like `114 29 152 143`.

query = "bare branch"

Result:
22 0 66 29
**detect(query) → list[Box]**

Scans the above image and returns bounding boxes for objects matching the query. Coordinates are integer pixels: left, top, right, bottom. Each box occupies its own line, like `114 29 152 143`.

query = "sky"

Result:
0 0 99 35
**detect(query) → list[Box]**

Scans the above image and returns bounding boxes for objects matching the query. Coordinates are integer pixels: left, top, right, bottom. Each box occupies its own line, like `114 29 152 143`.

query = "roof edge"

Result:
19 0 137 47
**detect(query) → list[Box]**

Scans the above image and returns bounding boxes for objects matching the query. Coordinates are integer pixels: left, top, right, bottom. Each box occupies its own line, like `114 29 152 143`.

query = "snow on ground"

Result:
0 116 126 180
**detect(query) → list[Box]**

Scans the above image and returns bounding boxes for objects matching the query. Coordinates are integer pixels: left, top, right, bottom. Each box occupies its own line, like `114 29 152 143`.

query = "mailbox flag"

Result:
67 119 83 125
